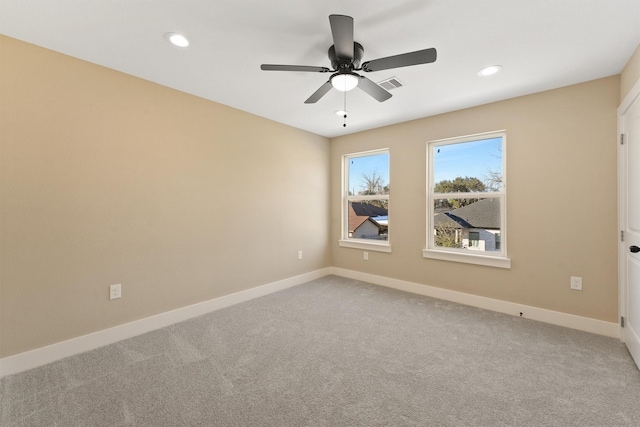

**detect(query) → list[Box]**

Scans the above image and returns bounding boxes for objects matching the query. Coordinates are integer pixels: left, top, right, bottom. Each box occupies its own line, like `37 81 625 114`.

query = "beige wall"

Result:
0 36 330 358
1 33 632 359
331 76 620 322
621 44 640 101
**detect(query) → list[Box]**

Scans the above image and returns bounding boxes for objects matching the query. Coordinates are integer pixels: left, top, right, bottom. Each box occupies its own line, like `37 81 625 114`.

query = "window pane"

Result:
343 149 390 246
433 137 502 193
348 153 389 196
348 201 388 240
433 198 501 252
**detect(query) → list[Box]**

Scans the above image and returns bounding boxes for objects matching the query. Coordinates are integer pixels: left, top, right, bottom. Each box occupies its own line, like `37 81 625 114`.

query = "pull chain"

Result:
343 89 348 127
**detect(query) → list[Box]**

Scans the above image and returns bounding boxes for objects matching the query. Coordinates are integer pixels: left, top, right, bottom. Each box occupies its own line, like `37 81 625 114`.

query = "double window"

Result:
338 134 508 267
424 131 510 268
340 149 391 252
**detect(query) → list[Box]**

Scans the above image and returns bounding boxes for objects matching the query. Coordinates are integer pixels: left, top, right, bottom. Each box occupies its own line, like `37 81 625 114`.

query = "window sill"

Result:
339 239 392 253
422 248 511 269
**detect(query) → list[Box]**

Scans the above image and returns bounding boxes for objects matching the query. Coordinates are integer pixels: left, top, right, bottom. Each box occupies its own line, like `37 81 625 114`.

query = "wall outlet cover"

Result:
570 276 582 291
109 284 122 300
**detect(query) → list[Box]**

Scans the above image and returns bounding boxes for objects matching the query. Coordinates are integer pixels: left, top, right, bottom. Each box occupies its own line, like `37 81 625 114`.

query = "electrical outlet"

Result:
297 250 303 260
363 252 369 261
570 276 582 291
109 284 122 300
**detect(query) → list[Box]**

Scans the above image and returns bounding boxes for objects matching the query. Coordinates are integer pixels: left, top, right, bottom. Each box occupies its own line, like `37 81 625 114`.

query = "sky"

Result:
348 152 389 194
347 136 502 193
432 137 503 184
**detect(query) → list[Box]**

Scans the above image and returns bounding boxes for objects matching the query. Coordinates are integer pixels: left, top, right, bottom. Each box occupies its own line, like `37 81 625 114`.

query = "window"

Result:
424 131 510 268
340 149 391 252
468 231 480 247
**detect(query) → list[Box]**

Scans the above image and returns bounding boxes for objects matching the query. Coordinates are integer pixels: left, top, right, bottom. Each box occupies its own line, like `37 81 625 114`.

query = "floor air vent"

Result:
378 77 404 91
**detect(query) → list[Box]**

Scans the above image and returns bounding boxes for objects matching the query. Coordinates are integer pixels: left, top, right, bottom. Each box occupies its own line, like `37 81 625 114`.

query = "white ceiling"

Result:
1 0 639 138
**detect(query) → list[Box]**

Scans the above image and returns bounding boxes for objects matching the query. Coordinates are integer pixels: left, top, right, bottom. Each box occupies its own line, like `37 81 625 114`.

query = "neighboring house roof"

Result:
434 198 500 229
349 212 370 231
349 202 388 233
350 202 388 217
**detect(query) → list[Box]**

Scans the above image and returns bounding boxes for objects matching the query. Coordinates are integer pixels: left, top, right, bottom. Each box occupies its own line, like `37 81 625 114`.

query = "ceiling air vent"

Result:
377 77 404 91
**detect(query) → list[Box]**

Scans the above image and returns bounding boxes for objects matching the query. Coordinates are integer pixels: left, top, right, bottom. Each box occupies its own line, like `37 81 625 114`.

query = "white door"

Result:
620 83 640 369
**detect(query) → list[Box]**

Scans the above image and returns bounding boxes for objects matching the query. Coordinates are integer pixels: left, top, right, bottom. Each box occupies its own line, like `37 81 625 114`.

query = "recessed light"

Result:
478 65 502 77
165 32 190 47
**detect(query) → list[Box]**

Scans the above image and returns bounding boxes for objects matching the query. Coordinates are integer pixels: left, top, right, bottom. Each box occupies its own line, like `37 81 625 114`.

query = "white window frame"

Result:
424 131 510 268
339 149 391 253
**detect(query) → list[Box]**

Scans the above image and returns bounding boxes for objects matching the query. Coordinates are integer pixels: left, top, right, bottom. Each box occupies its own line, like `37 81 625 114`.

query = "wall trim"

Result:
1 265 620 378
0 268 330 378
330 267 619 338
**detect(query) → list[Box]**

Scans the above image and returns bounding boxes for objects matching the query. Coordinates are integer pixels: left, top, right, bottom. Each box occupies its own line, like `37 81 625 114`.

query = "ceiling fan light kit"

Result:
260 14 437 105
331 73 359 91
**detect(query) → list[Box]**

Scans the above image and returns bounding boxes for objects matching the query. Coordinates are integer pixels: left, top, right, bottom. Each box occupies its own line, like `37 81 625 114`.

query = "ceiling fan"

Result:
261 14 437 104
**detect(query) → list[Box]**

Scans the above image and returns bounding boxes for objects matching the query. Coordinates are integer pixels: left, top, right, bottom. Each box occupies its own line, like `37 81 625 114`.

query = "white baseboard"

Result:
1 266 620 378
0 268 330 378
330 267 620 338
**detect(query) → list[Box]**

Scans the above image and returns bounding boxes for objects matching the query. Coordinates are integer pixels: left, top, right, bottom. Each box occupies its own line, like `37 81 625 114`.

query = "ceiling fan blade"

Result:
362 48 437 72
261 64 330 73
357 76 392 102
304 81 333 104
329 15 354 60
358 76 392 102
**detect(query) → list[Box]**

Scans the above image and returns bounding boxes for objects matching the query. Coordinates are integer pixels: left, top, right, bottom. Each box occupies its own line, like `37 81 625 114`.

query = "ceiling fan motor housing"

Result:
329 42 364 71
